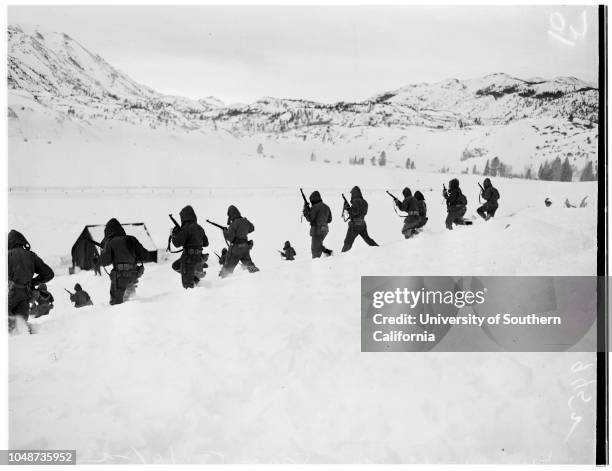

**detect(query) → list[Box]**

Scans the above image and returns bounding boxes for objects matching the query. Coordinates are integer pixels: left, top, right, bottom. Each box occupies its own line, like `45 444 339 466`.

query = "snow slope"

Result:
9 167 598 463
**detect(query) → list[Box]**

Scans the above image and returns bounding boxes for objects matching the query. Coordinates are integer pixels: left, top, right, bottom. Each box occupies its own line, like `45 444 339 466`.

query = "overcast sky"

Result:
8 5 599 104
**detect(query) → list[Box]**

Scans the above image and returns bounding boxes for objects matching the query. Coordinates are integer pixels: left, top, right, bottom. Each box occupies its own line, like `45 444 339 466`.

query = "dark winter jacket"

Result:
70 287 93 308
8 230 54 289
444 179 467 210
225 206 254 244
347 186 368 221
172 205 209 251
304 191 332 231
414 191 427 219
396 187 420 219
281 242 297 261
481 179 500 205
99 219 151 268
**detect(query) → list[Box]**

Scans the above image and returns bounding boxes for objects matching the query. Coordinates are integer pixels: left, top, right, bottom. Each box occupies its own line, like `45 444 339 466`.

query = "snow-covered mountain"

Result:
7 23 599 180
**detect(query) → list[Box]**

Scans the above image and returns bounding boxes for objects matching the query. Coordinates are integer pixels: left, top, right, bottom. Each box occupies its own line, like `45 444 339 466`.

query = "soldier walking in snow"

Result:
341 186 378 251
280 241 297 260
395 187 420 238
69 283 93 308
477 178 500 220
99 218 151 305
170 205 209 289
8 229 54 332
303 190 333 258
414 190 428 230
443 178 468 230
221 205 259 277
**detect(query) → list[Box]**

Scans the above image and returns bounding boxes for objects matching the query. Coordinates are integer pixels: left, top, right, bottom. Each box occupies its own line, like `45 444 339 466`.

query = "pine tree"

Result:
257 143 264 154
405 157 411 169
580 161 596 181
525 167 532 179
378 150 387 166
411 161 416 170
472 165 478 174
483 159 490 176
310 151 316 162
490 157 500 177
551 157 562 181
560 157 573 182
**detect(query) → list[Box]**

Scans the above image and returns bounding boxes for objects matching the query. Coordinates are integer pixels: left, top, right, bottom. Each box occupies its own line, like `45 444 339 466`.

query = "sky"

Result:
8 5 599 104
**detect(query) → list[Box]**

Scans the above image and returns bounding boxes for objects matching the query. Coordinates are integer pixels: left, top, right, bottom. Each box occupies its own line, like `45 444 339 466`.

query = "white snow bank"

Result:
9 178 597 463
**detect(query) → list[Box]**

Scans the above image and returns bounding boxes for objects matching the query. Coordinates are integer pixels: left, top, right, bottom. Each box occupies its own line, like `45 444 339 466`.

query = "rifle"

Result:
300 188 310 210
300 188 310 223
64 288 74 296
169 214 180 228
214 252 221 261
166 214 182 253
206 220 230 247
278 250 285 257
206 219 228 231
442 184 448 200
386 190 400 202
82 236 103 249
341 193 350 221
478 182 485 203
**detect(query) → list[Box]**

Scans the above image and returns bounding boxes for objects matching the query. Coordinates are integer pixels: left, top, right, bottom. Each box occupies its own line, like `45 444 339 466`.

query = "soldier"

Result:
221 205 259 277
30 283 54 319
8 229 54 332
414 191 428 230
395 187 420 239
303 190 333 258
70 283 93 308
99 218 151 305
477 178 500 220
170 205 209 289
341 186 378 252
280 241 297 261
443 178 468 230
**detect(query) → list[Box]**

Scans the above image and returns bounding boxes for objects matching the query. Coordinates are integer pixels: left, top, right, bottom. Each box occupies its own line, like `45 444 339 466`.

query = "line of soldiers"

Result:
8 178 500 332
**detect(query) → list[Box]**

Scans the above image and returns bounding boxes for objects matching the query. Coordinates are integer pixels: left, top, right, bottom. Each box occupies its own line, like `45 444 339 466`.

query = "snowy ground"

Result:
8 159 598 463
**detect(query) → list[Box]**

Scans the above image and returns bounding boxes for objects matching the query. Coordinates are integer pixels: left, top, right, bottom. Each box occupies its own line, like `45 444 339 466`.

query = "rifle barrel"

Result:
386 190 399 201
300 188 310 208
206 219 227 231
169 214 180 228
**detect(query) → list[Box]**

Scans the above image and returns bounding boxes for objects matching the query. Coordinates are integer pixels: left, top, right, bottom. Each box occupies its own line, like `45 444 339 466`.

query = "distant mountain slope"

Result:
7 24 599 180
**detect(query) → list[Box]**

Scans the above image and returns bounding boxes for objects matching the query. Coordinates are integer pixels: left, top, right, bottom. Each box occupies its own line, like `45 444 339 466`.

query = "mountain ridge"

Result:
7 23 599 180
